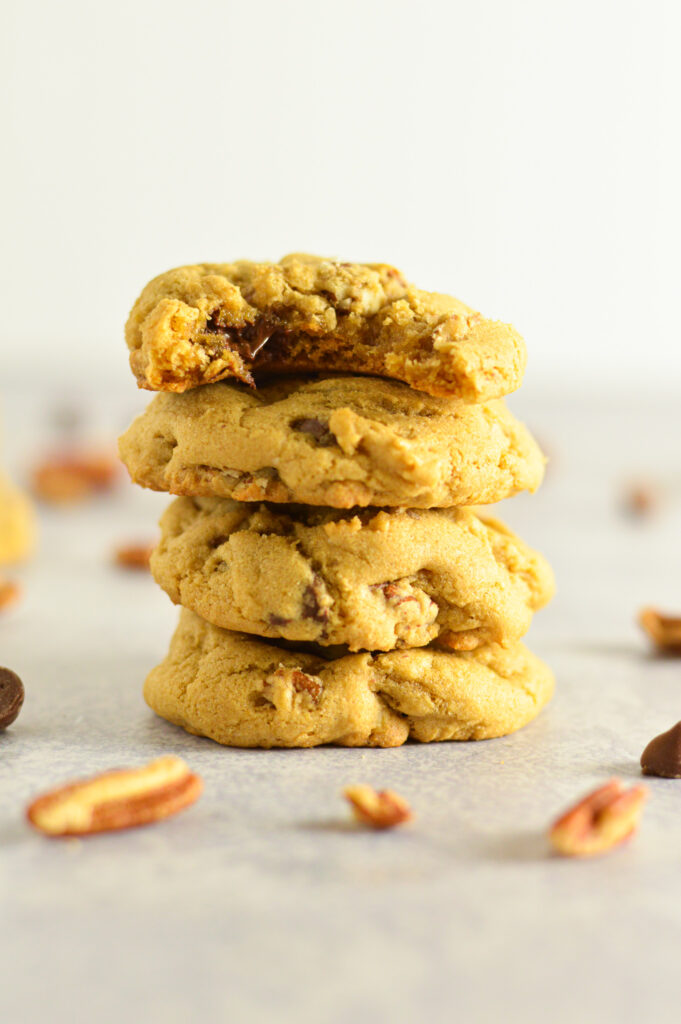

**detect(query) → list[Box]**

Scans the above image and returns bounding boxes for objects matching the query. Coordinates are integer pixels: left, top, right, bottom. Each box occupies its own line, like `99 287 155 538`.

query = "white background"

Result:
3 0 680 395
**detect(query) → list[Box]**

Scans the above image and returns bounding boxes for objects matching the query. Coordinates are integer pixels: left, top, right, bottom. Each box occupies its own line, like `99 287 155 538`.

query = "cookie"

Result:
0 473 36 565
119 376 545 508
151 498 554 651
126 254 526 401
144 609 554 748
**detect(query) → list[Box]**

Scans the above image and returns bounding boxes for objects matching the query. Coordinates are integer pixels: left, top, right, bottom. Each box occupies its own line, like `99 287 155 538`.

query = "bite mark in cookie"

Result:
126 254 526 401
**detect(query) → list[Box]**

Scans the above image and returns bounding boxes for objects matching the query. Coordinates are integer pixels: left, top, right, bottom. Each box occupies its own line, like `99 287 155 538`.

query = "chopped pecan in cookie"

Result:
343 785 412 829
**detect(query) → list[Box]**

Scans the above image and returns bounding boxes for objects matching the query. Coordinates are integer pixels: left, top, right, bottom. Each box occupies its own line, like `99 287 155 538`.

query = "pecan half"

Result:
639 607 681 654
32 450 119 503
343 785 412 829
548 779 647 857
26 756 203 837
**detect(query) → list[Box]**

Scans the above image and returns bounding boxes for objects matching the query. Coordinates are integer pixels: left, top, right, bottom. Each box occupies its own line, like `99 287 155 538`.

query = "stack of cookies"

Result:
119 255 554 748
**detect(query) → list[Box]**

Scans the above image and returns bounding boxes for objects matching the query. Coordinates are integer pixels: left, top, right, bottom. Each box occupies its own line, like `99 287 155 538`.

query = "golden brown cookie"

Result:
119 376 545 508
151 498 554 651
0 472 36 565
126 255 526 401
144 609 554 748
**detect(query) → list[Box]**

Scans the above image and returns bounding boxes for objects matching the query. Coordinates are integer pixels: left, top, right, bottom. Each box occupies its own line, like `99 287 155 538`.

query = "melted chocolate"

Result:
204 314 279 361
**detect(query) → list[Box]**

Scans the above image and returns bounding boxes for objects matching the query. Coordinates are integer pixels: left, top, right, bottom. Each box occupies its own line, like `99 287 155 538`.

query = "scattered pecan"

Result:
639 607 681 654
343 785 412 829
548 779 647 857
0 579 21 612
32 449 119 504
622 480 661 518
26 755 203 837
114 542 154 571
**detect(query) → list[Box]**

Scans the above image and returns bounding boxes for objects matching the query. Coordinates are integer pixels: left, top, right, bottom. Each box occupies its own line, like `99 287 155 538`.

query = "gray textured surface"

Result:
1 387 681 1024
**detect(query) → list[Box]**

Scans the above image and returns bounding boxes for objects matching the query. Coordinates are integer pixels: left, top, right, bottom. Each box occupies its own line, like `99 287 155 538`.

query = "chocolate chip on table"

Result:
290 418 336 447
641 722 681 778
0 667 24 730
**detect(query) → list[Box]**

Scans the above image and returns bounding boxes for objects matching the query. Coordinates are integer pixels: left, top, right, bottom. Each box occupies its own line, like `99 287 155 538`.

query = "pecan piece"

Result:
114 542 154 571
32 449 119 503
26 756 203 837
291 669 323 701
548 779 647 857
343 785 412 829
379 582 419 607
263 666 324 708
639 607 681 654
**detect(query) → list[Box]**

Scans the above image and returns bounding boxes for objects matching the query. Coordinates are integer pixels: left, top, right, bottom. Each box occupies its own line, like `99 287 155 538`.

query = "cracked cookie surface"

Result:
126 254 526 401
0 472 36 565
152 498 554 651
118 376 545 508
144 609 554 748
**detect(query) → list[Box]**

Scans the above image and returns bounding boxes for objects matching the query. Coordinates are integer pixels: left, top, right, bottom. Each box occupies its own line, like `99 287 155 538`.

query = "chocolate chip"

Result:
641 722 681 778
302 577 329 623
0 667 24 730
203 314 277 360
268 614 291 627
291 418 336 447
